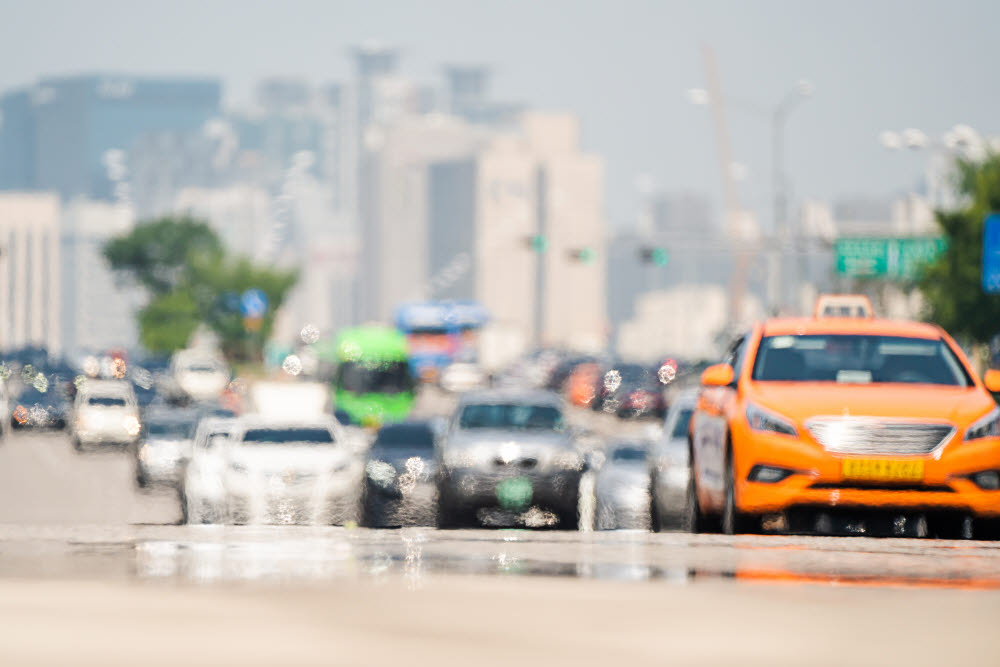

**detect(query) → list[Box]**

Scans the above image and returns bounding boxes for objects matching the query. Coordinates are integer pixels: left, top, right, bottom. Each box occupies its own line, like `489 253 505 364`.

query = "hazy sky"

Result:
0 0 996 228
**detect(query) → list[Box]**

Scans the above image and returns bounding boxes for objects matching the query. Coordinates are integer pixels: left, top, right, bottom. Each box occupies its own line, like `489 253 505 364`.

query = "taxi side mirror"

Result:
984 369 1000 393
701 363 735 388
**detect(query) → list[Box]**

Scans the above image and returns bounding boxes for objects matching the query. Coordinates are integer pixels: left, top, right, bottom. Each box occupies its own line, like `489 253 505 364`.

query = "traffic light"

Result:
639 246 669 267
525 234 548 253
569 247 597 264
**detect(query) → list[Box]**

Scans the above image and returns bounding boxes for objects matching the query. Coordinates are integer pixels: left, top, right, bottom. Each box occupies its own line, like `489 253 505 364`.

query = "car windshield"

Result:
18 388 65 404
671 408 693 439
611 446 647 462
337 360 413 394
87 396 127 407
188 364 222 373
458 403 565 431
198 430 232 450
145 420 192 439
241 428 335 444
374 425 435 452
751 335 971 386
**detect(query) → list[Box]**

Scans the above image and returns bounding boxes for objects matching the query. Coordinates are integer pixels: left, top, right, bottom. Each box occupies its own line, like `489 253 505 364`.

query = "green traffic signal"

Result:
576 247 597 264
651 247 668 267
530 235 548 253
638 245 669 267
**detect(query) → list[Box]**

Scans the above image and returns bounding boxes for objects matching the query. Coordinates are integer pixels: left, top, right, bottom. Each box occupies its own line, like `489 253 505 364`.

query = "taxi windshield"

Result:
751 335 971 386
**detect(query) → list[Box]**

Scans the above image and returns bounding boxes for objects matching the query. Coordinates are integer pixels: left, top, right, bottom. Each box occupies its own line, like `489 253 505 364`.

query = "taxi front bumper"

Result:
735 428 1000 518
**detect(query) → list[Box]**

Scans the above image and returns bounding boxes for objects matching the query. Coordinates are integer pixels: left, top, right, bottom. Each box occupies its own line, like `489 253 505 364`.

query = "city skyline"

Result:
1 0 996 227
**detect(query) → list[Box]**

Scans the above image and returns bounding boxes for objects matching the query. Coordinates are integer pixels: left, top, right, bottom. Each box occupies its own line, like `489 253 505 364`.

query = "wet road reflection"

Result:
2 526 999 590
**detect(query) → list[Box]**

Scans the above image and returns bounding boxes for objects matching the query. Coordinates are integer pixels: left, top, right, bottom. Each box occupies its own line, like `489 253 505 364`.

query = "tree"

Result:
104 216 298 361
103 216 223 296
919 153 1000 346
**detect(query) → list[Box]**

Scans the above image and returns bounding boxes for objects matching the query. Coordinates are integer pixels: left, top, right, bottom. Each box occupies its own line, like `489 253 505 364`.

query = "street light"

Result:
879 124 992 207
689 79 814 312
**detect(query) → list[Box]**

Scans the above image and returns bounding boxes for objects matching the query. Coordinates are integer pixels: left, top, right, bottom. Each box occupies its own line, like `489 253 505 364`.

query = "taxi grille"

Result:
805 419 954 455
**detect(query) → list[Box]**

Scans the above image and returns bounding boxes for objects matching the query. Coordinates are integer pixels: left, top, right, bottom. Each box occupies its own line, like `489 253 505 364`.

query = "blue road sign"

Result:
983 214 1000 294
240 288 269 318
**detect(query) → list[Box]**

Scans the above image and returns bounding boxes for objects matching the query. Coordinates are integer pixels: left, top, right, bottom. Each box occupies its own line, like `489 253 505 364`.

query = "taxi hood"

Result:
748 382 995 426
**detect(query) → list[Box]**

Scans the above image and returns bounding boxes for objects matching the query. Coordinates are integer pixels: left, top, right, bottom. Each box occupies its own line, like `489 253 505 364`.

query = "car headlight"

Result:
552 449 583 470
123 416 141 437
230 461 248 474
745 403 797 436
443 449 475 468
965 407 1000 441
366 460 395 487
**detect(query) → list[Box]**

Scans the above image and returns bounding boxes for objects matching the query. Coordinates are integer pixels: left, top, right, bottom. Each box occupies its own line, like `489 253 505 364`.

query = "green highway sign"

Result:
834 237 946 280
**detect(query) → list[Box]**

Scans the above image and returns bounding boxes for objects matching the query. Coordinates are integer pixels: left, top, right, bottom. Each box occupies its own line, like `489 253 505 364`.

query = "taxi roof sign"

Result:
813 294 874 319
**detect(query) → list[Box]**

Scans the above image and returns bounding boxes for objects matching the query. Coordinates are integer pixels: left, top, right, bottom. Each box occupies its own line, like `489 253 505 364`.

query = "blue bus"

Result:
394 301 489 382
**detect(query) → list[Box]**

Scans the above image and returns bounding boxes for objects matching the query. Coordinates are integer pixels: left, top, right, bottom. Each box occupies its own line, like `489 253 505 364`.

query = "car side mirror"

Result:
701 363 735 387
984 369 1000 394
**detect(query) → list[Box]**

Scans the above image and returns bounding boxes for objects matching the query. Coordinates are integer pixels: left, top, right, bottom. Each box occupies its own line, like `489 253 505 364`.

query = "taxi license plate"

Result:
841 459 924 483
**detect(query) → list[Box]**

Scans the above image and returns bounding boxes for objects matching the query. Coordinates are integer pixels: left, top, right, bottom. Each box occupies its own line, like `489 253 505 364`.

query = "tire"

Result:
975 518 1000 541
436 481 470 529
559 490 582 531
650 477 663 533
721 450 753 535
72 437 84 453
178 489 189 525
682 465 703 533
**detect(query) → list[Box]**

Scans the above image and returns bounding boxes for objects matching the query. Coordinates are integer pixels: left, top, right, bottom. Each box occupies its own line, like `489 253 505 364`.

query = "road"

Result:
1 416 1000 665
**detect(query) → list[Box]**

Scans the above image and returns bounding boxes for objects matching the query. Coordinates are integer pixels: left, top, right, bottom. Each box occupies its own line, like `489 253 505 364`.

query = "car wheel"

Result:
975 518 1000 541
682 465 704 533
722 452 752 535
178 490 189 525
650 478 663 533
436 483 470 529
72 437 84 453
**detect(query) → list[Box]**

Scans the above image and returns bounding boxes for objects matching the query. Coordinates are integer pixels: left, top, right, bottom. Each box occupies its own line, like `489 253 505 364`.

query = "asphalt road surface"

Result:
1 420 1000 665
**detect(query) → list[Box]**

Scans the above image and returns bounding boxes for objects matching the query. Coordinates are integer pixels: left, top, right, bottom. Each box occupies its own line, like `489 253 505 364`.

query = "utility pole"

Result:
702 45 749 328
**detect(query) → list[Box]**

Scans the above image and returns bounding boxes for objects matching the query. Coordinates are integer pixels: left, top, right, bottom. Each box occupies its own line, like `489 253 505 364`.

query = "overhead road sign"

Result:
834 237 946 280
982 214 1000 294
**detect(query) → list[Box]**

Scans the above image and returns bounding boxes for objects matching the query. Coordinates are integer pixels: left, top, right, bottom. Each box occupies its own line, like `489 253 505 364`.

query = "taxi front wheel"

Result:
722 455 754 535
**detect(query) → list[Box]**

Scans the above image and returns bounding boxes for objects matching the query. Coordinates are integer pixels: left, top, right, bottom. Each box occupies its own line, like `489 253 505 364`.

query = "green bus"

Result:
321 326 415 427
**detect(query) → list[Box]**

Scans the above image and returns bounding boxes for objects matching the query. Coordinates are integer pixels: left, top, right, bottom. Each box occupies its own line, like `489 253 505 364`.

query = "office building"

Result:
0 75 221 201
0 193 61 353
60 200 138 354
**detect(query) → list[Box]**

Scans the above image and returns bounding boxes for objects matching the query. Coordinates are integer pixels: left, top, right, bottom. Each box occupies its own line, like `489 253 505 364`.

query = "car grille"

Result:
493 457 538 470
805 418 954 455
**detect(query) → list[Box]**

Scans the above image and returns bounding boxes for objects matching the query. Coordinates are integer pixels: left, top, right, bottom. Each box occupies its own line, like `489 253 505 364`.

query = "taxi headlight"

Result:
965 407 1000 441
745 403 797 437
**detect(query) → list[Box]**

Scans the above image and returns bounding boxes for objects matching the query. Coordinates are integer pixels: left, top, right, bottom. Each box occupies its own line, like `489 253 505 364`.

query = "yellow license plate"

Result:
841 459 924 483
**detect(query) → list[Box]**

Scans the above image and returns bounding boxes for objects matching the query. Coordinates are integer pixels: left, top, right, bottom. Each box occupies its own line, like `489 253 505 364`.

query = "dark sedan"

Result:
362 422 438 527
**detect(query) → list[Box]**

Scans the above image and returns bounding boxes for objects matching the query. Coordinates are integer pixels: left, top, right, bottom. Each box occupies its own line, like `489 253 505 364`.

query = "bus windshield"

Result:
337 361 413 395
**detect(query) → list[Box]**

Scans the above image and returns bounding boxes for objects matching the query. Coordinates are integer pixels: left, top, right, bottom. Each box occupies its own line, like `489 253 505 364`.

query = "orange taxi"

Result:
690 316 1000 537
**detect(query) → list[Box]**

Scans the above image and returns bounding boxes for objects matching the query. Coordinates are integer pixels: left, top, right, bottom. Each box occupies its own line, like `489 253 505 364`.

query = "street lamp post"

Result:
879 124 993 210
688 79 814 314
771 80 814 313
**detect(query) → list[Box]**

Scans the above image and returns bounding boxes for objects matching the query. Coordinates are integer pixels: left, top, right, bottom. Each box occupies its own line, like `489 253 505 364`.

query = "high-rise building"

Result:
60 200 138 354
0 75 221 200
364 112 607 350
0 193 61 353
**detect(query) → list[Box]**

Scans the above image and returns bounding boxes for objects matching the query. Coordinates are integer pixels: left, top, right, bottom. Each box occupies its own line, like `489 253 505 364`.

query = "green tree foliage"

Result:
103 216 223 296
104 216 298 361
920 153 1000 345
